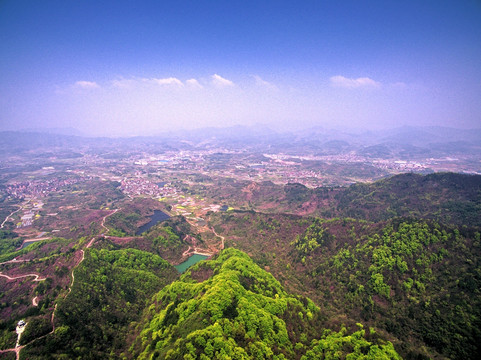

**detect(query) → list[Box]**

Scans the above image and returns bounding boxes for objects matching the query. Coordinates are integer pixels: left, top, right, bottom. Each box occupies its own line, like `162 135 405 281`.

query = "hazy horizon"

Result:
1 0 480 137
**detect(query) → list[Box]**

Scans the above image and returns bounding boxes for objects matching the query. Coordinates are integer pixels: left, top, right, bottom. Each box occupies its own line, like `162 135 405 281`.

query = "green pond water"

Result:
175 254 209 273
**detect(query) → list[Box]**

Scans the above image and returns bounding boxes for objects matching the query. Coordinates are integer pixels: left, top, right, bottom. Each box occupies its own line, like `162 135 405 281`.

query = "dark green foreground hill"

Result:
333 173 481 226
210 211 481 359
18 247 179 359
131 248 400 360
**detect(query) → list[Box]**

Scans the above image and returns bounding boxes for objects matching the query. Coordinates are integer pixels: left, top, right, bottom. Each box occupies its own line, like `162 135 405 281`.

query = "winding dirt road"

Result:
212 228 225 250
67 250 85 295
86 237 96 248
0 258 25 266
0 203 24 229
101 208 119 233
0 346 22 360
0 272 45 282
182 246 193 257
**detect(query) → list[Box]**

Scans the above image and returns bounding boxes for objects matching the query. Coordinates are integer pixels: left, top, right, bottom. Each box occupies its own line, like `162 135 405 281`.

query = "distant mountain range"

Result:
19 127 87 137
2 125 481 159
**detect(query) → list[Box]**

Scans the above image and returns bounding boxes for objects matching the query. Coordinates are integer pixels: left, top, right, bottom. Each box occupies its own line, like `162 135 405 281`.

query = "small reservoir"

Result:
136 210 170 235
20 241 34 249
175 254 209 273
20 238 46 249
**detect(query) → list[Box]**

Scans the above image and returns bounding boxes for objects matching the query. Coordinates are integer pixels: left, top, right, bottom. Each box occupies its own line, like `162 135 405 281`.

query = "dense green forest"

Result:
210 212 481 359
0 230 22 255
19 247 179 359
302 219 481 359
332 173 481 227
131 248 400 360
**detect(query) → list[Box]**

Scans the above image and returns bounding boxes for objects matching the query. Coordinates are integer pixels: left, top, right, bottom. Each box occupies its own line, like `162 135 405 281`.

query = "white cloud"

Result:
111 78 135 89
74 81 100 89
211 74 234 88
186 78 203 88
146 77 184 86
330 75 380 88
252 75 278 90
111 77 184 89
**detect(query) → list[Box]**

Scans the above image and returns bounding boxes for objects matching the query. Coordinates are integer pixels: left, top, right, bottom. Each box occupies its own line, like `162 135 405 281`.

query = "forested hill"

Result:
209 214 481 359
131 248 401 360
17 247 179 359
332 172 481 226
196 172 481 227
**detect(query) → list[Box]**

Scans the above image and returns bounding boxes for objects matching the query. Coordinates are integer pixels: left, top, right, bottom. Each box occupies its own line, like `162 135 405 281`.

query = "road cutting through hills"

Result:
0 272 45 282
0 208 121 358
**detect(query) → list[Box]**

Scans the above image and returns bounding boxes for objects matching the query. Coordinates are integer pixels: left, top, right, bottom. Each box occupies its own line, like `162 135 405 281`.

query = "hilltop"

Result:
332 172 481 226
198 173 481 227
131 248 401 360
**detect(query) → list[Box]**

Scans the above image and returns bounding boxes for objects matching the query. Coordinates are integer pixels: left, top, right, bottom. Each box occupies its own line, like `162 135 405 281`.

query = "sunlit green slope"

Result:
132 248 400 360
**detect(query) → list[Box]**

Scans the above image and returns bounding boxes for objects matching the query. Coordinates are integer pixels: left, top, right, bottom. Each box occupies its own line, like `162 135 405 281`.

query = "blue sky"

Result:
1 0 480 136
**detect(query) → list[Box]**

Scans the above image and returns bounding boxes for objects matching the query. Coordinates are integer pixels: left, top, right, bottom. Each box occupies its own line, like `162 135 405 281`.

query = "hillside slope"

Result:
197 173 481 227
19 247 179 359
131 248 400 360
333 173 481 226
210 212 481 359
